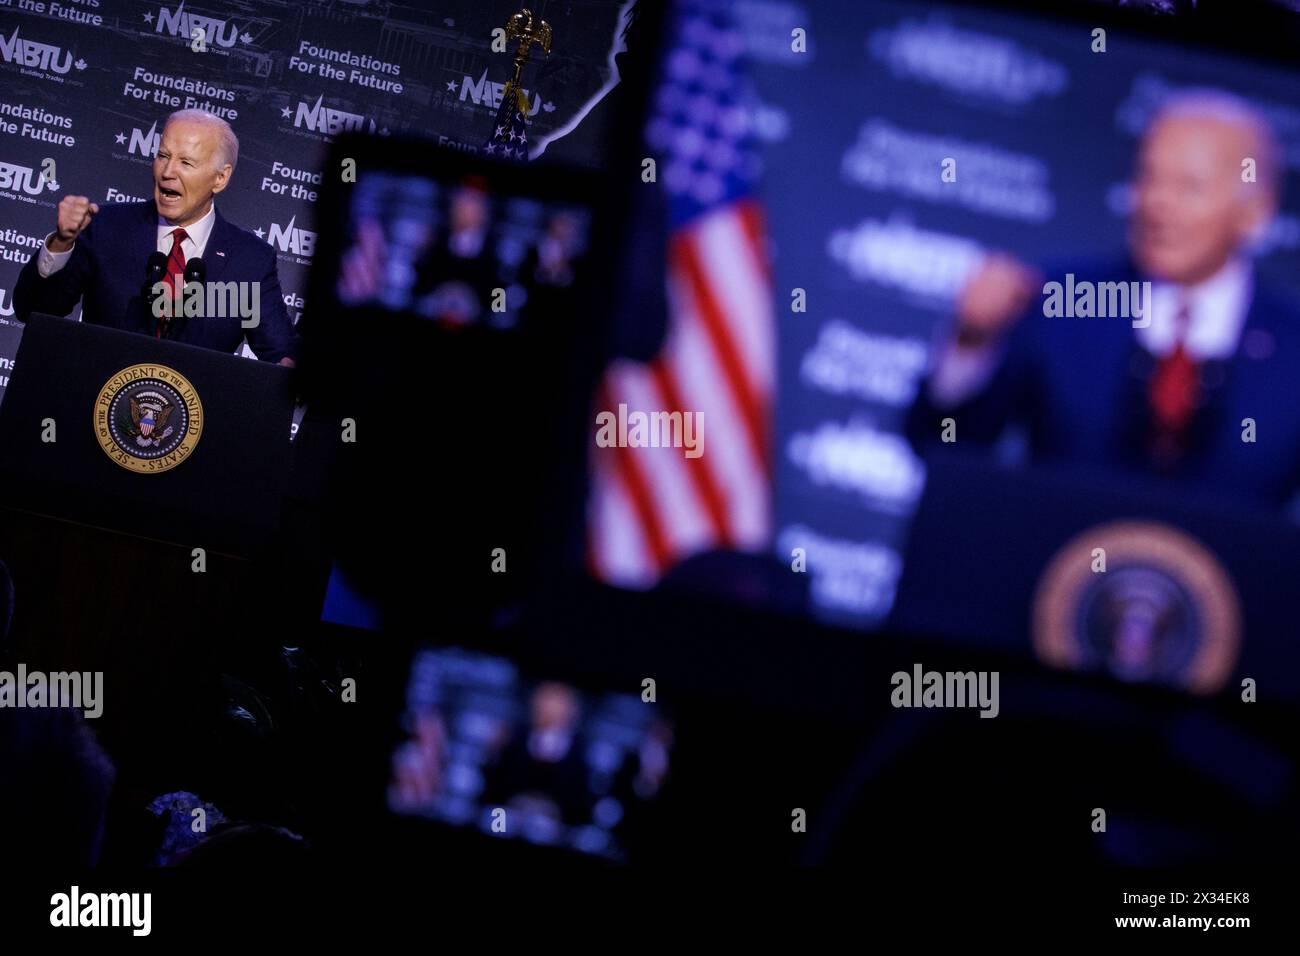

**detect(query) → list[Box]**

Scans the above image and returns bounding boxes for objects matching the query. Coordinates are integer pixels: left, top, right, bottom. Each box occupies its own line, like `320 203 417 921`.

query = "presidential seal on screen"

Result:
94 365 203 474
1032 521 1240 695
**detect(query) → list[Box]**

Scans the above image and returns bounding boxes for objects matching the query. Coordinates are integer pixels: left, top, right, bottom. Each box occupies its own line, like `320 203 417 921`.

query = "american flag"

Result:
485 81 532 160
588 0 774 587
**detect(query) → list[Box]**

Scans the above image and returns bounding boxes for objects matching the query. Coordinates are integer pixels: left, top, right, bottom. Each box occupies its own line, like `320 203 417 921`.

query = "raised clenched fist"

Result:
954 252 1042 348
48 195 99 253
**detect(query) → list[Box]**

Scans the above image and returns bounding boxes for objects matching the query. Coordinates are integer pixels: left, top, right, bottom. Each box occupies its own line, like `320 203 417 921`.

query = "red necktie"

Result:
159 227 189 337
1147 301 1199 462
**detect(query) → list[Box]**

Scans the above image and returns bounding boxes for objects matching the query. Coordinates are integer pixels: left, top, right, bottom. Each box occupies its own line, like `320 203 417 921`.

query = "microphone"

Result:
143 251 170 336
144 251 168 285
168 257 206 339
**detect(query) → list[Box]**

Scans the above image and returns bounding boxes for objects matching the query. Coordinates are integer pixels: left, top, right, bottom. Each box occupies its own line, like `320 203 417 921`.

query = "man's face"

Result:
450 189 488 233
547 213 578 244
1130 115 1274 285
153 119 231 226
530 683 578 731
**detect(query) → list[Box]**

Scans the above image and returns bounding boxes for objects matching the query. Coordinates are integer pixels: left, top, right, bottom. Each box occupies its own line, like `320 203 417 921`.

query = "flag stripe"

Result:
594 381 674 573
671 230 769 477
666 278 769 546
693 203 776 395
738 199 771 283
588 450 656 586
611 363 716 556
647 357 734 547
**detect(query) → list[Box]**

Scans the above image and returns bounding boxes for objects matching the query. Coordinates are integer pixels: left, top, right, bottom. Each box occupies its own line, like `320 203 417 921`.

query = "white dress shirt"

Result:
927 257 1255 407
1136 257 1252 361
36 202 218 278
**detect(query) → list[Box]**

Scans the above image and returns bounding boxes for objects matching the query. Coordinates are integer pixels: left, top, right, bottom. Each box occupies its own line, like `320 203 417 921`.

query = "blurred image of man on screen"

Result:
908 90 1300 508
412 182 498 327
12 109 297 365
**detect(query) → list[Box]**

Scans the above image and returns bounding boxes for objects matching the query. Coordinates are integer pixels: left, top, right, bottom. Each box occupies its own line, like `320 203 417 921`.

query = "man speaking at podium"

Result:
908 91 1300 508
12 109 297 366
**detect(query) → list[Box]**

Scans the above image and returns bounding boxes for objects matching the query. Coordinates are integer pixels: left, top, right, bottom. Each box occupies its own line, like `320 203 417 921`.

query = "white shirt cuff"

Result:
36 233 73 278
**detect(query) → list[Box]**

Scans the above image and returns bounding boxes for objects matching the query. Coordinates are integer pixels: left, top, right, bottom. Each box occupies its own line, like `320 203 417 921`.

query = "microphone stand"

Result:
168 258 207 341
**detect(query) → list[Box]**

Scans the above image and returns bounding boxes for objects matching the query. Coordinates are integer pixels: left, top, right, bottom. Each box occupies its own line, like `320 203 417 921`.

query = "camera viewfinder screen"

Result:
388 648 673 861
335 171 592 331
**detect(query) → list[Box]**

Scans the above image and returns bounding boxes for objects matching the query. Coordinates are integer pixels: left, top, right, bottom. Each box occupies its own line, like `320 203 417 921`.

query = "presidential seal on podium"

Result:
1032 520 1241 694
94 364 204 474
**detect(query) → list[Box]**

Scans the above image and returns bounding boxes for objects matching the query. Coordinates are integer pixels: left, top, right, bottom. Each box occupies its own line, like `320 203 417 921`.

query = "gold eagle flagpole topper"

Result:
502 8 553 114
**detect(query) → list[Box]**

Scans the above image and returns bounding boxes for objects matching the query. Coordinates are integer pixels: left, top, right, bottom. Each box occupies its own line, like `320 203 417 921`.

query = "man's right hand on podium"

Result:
46 195 99 254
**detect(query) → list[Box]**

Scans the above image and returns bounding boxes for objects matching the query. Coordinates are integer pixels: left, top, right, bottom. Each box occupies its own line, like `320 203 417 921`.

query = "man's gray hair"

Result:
1150 88 1283 195
164 108 239 173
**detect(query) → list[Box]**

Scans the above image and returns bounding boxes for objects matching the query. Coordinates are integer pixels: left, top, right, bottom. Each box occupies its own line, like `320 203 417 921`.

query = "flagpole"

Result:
501 8 552 116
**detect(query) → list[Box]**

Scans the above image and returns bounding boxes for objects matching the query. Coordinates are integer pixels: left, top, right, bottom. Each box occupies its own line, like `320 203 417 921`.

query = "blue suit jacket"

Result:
907 261 1300 508
13 200 297 363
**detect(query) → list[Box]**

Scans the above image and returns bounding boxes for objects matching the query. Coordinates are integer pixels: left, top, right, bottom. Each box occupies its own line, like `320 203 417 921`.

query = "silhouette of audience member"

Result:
0 704 116 867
